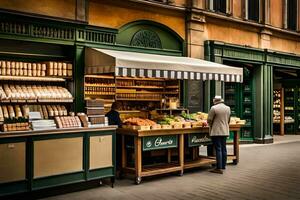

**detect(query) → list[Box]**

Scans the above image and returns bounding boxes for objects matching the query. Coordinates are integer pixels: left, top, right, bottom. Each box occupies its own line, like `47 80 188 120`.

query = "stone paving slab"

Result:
40 139 300 200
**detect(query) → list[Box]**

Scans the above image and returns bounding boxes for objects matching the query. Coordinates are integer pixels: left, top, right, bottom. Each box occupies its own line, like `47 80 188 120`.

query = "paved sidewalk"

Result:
40 137 300 200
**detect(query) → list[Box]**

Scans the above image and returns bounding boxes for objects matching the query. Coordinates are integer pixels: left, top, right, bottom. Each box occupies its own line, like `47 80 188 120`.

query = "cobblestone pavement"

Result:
41 139 300 200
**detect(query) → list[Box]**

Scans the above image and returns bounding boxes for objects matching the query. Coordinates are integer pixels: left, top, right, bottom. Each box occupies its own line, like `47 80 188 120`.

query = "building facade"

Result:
0 0 299 143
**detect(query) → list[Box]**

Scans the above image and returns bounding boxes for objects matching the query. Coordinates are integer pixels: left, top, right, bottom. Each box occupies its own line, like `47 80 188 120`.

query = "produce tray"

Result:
122 125 151 130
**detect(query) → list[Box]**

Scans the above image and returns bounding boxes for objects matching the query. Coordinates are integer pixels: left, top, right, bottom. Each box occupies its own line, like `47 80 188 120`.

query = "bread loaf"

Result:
61 105 68 116
47 105 54 117
52 105 58 116
42 105 48 119
22 105 29 118
15 105 22 118
8 105 15 118
38 105 44 119
0 106 4 121
55 116 63 128
2 105 9 118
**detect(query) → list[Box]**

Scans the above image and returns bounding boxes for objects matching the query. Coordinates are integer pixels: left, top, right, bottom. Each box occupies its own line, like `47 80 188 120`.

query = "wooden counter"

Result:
0 126 117 197
117 125 241 184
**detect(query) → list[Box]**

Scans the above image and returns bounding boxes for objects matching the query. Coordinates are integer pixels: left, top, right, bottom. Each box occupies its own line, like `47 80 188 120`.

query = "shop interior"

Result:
273 68 300 135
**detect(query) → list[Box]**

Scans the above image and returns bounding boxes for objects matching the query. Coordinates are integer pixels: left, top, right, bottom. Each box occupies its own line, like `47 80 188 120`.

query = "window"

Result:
208 0 231 14
287 0 298 30
246 0 260 21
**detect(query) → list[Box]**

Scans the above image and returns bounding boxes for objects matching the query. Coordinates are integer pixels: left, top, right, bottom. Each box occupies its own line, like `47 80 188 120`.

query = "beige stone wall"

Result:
89 0 185 39
205 19 260 47
0 0 76 20
270 0 283 28
232 0 243 18
270 36 300 54
174 0 187 7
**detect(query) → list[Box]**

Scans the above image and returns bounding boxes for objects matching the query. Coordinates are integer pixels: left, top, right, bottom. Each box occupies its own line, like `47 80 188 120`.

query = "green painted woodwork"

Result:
0 11 117 46
0 129 116 197
32 172 85 190
224 68 255 142
130 29 162 48
116 20 183 52
204 40 300 143
142 135 178 151
87 167 114 180
75 45 85 112
0 181 28 196
188 133 212 147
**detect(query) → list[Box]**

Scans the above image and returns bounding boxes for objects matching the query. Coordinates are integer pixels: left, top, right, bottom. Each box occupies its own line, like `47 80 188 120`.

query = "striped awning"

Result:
85 48 243 82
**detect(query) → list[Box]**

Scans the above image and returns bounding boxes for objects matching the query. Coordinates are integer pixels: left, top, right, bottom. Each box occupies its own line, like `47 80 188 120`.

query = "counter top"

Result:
117 124 243 137
0 126 117 139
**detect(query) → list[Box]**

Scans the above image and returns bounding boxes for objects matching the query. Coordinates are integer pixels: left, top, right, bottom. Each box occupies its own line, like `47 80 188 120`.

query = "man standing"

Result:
207 96 231 174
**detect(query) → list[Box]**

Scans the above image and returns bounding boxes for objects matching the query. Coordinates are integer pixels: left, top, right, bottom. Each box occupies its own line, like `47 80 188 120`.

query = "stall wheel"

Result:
135 177 142 185
178 171 184 176
232 160 238 165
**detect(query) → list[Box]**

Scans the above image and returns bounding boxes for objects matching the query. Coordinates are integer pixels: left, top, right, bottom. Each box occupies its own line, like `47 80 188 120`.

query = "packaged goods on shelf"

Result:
54 116 82 128
86 99 104 107
45 61 72 77
86 99 105 125
31 120 57 130
77 113 89 127
284 116 295 123
0 60 72 78
0 85 73 102
1 117 30 132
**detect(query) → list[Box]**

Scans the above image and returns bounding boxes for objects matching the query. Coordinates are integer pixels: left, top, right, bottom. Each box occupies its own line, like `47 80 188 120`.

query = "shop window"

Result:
285 0 298 30
245 0 260 22
208 0 231 14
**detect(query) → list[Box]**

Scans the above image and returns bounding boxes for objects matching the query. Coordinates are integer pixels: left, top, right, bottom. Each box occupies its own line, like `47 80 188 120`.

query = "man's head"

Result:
111 102 120 110
213 95 224 105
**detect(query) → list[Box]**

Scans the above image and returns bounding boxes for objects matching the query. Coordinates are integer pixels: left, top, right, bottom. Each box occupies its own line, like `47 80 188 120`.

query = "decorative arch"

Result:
116 20 184 54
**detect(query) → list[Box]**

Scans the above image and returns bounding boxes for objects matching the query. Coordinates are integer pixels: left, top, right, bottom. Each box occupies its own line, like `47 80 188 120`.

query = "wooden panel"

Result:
89 135 112 170
0 142 26 183
34 137 83 178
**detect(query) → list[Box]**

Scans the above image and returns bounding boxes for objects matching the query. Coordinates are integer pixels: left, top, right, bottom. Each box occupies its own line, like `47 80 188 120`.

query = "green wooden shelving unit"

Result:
224 67 254 143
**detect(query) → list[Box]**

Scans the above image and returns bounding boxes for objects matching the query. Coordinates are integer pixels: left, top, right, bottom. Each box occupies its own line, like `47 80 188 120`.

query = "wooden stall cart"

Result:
117 125 242 184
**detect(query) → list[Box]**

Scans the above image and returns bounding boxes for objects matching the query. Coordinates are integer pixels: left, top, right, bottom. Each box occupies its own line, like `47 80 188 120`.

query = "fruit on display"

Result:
123 117 157 126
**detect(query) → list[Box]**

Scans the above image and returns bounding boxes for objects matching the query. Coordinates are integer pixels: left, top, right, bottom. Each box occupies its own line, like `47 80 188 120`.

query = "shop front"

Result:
0 12 117 197
205 40 300 143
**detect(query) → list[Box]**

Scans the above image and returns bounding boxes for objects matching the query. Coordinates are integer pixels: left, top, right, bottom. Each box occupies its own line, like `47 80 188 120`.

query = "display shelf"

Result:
85 84 115 87
0 75 67 82
85 93 115 96
0 100 73 104
85 75 114 79
116 77 164 81
165 86 179 89
116 86 163 89
116 98 161 101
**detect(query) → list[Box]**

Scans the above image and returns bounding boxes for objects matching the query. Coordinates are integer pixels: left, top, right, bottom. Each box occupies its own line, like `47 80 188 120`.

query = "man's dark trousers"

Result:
211 136 227 169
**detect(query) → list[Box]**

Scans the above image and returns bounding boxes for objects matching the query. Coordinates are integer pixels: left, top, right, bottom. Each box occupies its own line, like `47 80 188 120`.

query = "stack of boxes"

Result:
86 99 107 126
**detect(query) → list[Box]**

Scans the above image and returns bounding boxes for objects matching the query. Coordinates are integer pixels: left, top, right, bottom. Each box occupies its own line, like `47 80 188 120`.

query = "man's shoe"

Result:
209 168 223 174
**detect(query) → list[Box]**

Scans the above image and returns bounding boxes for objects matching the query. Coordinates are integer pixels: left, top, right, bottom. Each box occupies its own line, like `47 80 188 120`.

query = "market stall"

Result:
84 48 244 184
118 125 242 184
